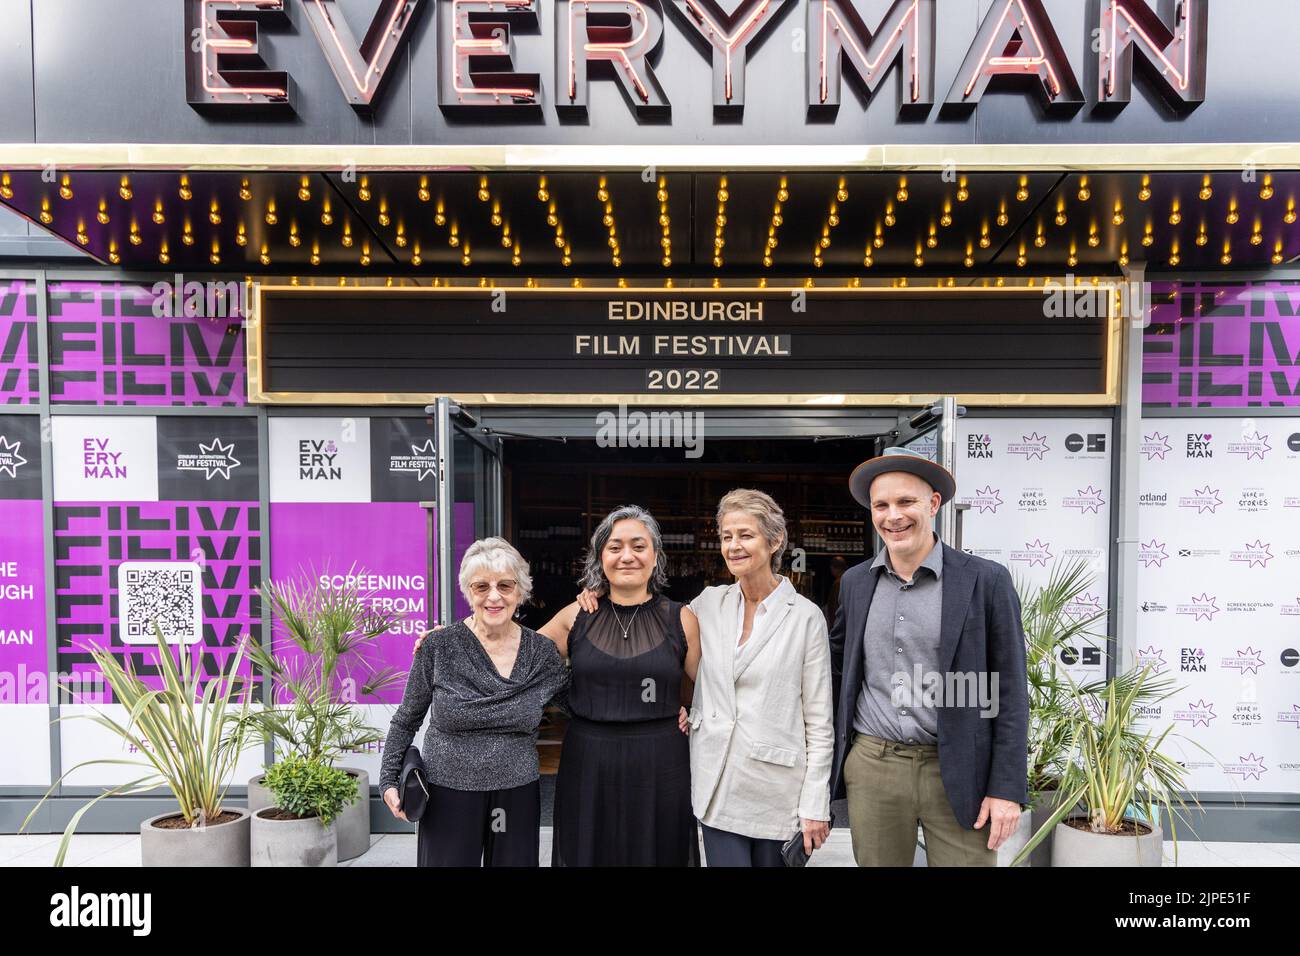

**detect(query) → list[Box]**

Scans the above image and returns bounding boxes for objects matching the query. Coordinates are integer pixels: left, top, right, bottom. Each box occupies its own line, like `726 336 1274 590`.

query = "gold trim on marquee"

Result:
247 283 1124 408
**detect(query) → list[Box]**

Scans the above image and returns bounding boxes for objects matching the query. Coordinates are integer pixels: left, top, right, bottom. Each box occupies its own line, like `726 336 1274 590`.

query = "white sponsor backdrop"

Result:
51 416 158 501
0 704 52 786
942 417 1115 683
1136 416 1300 795
58 703 265 788
268 417 371 503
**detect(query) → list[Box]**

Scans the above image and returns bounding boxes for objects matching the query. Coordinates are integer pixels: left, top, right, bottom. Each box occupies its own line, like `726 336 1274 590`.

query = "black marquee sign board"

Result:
255 287 1114 402
184 0 1208 120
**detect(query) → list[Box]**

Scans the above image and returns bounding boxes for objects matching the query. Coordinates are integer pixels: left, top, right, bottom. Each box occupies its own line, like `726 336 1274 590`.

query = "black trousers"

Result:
416 779 540 867
700 822 785 868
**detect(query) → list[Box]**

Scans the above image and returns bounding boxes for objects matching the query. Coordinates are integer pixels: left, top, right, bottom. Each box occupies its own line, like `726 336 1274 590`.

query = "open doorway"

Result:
500 435 879 773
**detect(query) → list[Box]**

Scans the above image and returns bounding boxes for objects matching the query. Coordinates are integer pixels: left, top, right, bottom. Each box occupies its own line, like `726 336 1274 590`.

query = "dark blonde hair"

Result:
716 489 788 573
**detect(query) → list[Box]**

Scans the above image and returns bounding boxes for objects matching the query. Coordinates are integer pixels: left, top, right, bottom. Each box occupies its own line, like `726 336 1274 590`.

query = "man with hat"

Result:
827 447 1027 866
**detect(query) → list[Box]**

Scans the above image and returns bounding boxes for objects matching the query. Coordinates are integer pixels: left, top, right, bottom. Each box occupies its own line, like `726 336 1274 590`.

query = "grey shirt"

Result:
852 533 944 745
378 621 569 794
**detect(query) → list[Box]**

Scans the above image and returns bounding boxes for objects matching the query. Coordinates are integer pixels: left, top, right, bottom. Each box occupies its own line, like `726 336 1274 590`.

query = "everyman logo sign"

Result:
49 886 151 937
185 0 1209 119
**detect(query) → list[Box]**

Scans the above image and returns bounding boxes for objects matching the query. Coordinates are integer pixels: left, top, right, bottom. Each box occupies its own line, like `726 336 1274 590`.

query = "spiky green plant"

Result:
20 621 254 866
1014 558 1107 800
235 564 407 765
1012 663 1205 866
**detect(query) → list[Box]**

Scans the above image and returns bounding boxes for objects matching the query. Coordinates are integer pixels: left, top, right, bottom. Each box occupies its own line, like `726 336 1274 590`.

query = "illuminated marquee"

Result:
184 0 1209 119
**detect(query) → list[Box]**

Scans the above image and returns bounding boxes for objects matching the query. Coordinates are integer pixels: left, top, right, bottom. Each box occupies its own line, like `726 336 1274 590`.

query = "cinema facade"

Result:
0 0 1296 843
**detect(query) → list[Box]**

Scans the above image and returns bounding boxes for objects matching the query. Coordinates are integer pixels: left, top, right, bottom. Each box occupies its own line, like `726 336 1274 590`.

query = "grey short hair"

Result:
578 505 669 594
716 488 788 573
458 537 533 607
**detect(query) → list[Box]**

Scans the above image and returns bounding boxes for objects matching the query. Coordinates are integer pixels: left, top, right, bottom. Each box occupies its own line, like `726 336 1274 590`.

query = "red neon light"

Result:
452 0 538 99
818 0 919 104
568 1 652 102
1105 0 1193 96
308 0 408 97
963 0 1061 98
682 0 772 102
200 0 287 99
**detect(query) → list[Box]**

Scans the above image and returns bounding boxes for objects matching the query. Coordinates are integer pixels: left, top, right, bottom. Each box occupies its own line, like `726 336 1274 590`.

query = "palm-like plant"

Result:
237 565 407 765
20 622 254 866
1015 559 1107 799
1012 663 1204 866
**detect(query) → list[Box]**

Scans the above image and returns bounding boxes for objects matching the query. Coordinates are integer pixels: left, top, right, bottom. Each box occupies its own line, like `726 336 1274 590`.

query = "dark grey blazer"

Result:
828 543 1029 829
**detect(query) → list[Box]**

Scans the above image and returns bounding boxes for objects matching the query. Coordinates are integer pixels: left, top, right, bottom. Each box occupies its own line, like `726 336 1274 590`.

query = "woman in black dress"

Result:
538 505 701 866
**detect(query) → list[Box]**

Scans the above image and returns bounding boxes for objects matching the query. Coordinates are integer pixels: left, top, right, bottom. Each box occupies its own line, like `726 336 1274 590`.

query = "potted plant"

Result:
1001 559 1106 867
237 565 405 862
1013 664 1203 867
250 753 359 867
20 622 255 867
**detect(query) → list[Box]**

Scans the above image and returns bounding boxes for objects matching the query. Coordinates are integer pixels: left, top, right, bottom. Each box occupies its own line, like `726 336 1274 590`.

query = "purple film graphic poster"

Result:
0 279 40 404
53 501 261 702
268 501 475 704
1145 281 1300 407
0 500 48 703
47 280 246 407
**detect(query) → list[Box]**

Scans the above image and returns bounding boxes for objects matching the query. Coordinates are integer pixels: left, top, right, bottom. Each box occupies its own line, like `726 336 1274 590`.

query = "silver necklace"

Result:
610 602 643 641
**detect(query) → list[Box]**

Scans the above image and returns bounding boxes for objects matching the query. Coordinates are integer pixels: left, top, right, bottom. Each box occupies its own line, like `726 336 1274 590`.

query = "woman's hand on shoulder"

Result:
412 618 461 656
575 588 602 614
538 601 580 658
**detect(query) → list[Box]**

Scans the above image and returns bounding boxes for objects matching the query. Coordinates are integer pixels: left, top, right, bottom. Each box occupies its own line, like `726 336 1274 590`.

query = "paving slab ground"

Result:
1 830 1294 867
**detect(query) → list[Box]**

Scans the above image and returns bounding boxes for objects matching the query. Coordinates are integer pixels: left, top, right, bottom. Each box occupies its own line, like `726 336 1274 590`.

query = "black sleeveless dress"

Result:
552 593 699 866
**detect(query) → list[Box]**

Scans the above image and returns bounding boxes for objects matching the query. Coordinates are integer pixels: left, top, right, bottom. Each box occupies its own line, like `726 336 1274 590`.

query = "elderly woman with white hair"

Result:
379 537 568 867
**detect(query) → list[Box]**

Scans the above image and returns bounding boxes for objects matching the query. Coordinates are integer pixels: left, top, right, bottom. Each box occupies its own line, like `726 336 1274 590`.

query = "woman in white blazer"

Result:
683 488 834 866
576 489 835 866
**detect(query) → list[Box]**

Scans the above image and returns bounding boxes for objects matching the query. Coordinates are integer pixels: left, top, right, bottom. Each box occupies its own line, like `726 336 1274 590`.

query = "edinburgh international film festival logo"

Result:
1006 433 1050 461
1227 431 1271 460
1220 646 1266 675
1140 432 1172 461
175 438 241 480
1223 754 1268 782
1229 541 1274 569
1061 486 1105 514
1138 540 1169 568
1010 540 1053 568
1134 646 1167 673
0 435 27 478
967 486 1002 514
1173 700 1217 728
1176 593 1219 621
389 439 438 482
1178 486 1222 515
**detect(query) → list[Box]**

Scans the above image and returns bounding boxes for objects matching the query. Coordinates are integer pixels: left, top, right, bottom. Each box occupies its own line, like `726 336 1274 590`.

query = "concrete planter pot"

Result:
140 807 251 867
250 767 366 860
1051 816 1163 867
996 808 1035 867
247 773 272 814
251 807 338 867
335 767 370 862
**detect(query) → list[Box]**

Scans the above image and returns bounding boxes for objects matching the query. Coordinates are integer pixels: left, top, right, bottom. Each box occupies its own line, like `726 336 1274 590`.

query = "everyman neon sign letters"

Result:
185 0 1208 119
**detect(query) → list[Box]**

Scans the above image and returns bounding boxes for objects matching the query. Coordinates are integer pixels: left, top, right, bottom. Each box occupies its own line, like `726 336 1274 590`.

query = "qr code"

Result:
119 561 204 646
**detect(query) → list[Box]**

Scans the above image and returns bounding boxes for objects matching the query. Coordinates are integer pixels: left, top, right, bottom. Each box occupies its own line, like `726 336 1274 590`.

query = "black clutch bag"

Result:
780 830 810 867
781 813 834 868
398 745 430 822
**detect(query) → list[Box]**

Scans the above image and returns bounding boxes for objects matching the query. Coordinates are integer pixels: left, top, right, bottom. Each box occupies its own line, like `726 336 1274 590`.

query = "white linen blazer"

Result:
687 577 835 840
